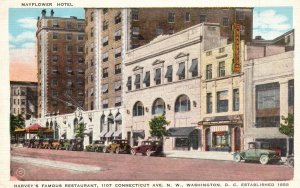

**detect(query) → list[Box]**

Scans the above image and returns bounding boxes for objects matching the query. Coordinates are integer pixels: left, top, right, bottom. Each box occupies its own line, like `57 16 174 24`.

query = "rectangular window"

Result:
143 71 150 87
78 34 84 40
236 11 245 20
102 68 108 78
219 47 225 53
102 21 108 31
288 80 294 107
218 61 225 77
102 99 108 109
115 64 121 74
177 62 185 80
52 32 58 39
52 79 58 86
115 13 121 24
207 93 212 113
52 44 58 52
190 58 198 77
102 36 108 46
206 51 212 56
78 69 84 75
255 82 280 127
127 76 132 91
102 52 108 62
222 17 229 26
154 68 162 85
67 57 72 65
78 23 84 31
103 8 108 14
115 47 122 58
78 46 84 53
114 80 122 91
78 57 84 64
66 21 72 29
101 84 109 94
199 15 207 23
206 64 212 80
132 27 140 37
52 91 58 97
90 12 94 22
115 96 122 107
185 12 191 22
132 9 139 21
115 30 122 41
67 45 72 52
66 33 72 40
156 28 163 35
233 89 240 111
168 12 175 23
135 74 141 89
90 28 94 37
52 66 58 74
52 20 59 28
217 90 228 112
21 99 26 105
165 65 173 82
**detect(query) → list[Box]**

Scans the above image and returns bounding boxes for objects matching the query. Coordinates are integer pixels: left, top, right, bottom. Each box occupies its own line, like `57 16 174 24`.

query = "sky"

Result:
9 7 293 82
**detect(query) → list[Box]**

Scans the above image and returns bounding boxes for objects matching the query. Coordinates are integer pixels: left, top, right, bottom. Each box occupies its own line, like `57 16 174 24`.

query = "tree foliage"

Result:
75 122 85 139
10 114 25 134
149 115 170 139
279 113 294 137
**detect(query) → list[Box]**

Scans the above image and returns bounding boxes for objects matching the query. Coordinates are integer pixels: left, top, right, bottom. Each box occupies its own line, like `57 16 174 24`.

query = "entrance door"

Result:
190 129 199 150
234 127 241 151
205 128 211 151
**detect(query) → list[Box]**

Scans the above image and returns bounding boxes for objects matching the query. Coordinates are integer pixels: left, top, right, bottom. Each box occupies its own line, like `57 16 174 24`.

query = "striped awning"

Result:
99 130 107 137
210 125 228 132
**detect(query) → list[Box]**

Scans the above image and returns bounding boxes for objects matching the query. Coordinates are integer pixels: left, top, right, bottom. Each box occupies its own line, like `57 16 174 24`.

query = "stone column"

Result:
279 81 289 120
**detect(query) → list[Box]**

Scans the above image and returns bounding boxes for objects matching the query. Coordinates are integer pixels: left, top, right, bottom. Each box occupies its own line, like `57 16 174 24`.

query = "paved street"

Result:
11 147 293 181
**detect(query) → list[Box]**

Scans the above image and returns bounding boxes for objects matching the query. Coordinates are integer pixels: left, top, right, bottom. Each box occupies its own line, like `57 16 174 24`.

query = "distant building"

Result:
10 81 38 119
36 10 86 118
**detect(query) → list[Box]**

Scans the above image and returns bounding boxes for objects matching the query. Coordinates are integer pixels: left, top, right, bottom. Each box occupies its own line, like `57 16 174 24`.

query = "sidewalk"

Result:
164 150 234 161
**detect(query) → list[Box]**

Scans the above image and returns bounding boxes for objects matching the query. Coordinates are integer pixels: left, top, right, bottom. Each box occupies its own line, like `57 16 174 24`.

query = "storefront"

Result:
199 115 243 152
167 127 201 151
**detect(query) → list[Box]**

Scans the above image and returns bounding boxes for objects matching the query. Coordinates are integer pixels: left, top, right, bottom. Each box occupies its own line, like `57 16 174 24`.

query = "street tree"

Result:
149 115 170 139
10 114 25 134
279 113 294 137
75 122 85 139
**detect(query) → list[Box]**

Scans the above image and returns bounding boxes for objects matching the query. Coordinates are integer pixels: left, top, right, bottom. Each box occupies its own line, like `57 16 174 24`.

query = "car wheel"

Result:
260 155 269 165
233 154 241 162
287 158 294 168
131 149 137 155
115 147 120 154
146 149 152 157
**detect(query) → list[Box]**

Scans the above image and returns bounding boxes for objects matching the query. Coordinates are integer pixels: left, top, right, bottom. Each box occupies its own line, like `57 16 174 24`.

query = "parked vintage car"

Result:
85 140 105 152
286 154 294 168
39 138 52 149
131 140 163 156
103 139 131 154
59 139 71 150
69 138 84 151
28 138 42 148
233 141 281 165
49 139 60 150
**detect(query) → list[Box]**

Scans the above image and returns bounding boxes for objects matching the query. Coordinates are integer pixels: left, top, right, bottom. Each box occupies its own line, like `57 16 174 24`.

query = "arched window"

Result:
133 101 144 116
115 112 122 131
152 98 165 115
54 122 59 139
100 114 105 132
73 118 78 133
46 121 49 129
50 121 53 130
175 94 191 112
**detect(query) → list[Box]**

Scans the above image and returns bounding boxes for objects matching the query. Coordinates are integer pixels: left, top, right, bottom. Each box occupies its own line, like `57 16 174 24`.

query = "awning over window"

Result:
99 130 107 137
134 75 140 85
115 113 122 121
154 69 161 81
113 129 122 137
176 63 185 76
101 84 108 93
105 130 114 137
84 129 93 135
114 81 122 90
132 130 145 139
189 60 198 73
126 77 132 87
167 126 196 137
165 66 173 78
143 72 150 84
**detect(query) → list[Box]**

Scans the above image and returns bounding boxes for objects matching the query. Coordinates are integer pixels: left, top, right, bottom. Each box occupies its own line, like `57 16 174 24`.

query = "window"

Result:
103 21 108 31
52 79 58 87
222 17 229 26
78 46 84 53
177 62 185 80
114 80 122 91
233 89 239 111
154 68 161 85
175 95 191 112
256 83 280 127
175 138 189 148
67 45 72 52
52 66 58 74
67 57 72 64
288 80 294 107
207 93 212 113
102 36 108 46
102 68 108 78
90 28 94 37
189 59 198 77
217 91 228 112
52 56 58 64
115 64 121 74
102 99 108 109
66 79 72 87
52 32 58 39
219 47 225 53
132 9 139 20
77 79 84 87
115 13 121 24
126 76 132 91
102 52 108 62
115 96 122 107
168 12 175 23
236 11 245 20
78 34 84 40
240 25 246 36
90 101 94 110
114 47 121 58
90 12 94 22
133 101 144 116
21 99 26 105
206 64 212 80
115 30 122 41
78 69 84 75
101 84 109 94
77 90 84 97
52 91 58 97
143 71 150 87
90 59 94 66
66 33 72 40
218 61 225 77
132 27 140 37
199 15 207 23
52 20 59 28
78 23 84 31
185 12 191 22
66 21 72 29
103 8 108 14
156 28 163 35
90 75 94 82
152 98 165 115
52 44 58 52
78 57 84 64
165 65 173 82
134 74 141 89
66 68 73 75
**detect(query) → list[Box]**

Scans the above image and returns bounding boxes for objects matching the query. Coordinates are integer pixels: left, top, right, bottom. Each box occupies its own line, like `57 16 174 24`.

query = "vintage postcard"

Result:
0 0 299 187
